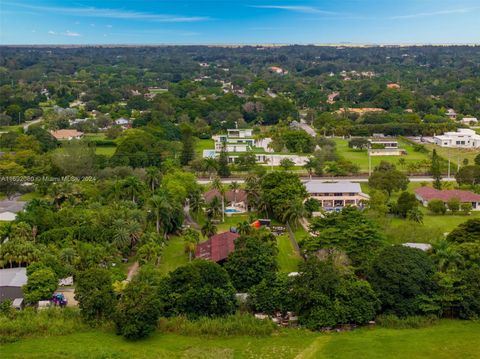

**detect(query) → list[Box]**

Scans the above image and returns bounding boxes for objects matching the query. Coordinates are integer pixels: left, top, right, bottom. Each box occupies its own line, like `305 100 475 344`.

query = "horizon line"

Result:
2 42 480 47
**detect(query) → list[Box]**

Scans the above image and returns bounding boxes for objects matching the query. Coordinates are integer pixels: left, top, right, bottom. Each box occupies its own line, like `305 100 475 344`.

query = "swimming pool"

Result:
225 207 242 213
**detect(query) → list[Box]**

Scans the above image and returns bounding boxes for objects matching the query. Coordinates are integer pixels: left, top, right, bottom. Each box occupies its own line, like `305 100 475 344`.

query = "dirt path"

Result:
126 261 139 281
294 336 330 359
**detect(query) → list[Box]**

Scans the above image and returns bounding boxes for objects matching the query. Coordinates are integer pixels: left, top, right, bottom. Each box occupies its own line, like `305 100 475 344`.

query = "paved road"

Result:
22 118 43 131
197 176 456 184
298 119 317 137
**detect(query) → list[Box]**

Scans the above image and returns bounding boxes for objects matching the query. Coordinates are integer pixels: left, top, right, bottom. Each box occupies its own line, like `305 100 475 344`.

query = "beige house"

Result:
50 129 84 140
305 181 369 211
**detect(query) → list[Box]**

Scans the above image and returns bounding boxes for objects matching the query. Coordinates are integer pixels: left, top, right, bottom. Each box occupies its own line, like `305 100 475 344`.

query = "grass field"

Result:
95 146 116 157
2 320 479 359
84 133 107 141
424 143 479 168
276 234 301 272
389 208 480 236
158 236 189 275
334 138 431 173
359 182 480 235
195 139 215 157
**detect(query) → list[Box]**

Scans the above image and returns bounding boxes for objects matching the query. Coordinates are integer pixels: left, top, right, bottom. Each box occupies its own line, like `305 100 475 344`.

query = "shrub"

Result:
447 198 460 214
376 314 438 329
427 199 447 214
460 202 472 215
158 313 276 337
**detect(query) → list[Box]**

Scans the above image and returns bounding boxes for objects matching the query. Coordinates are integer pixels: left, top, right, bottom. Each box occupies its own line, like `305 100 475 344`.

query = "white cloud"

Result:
4 2 210 22
391 7 478 19
47 30 81 37
65 30 80 37
251 5 336 15
106 24 113 28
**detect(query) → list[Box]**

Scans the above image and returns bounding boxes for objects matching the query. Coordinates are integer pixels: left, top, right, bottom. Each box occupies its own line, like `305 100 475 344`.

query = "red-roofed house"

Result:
415 187 480 211
195 231 239 263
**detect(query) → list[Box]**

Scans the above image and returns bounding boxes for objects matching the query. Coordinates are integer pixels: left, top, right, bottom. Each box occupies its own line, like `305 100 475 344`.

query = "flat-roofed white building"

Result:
433 128 480 148
305 181 369 211
368 137 407 156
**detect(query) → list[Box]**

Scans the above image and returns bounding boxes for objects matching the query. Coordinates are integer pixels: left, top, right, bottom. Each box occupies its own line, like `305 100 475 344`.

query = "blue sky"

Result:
1 0 479 44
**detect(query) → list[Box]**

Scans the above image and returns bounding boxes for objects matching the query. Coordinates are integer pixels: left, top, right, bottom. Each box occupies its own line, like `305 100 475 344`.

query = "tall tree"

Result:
211 176 225 222
180 125 195 166
75 268 116 324
229 181 240 203
217 143 231 177
431 149 442 190
147 194 170 234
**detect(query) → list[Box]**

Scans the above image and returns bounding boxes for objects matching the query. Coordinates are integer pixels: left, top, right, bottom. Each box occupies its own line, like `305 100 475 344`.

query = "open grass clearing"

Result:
334 138 431 173
276 234 301 273
158 236 189 276
2 320 479 359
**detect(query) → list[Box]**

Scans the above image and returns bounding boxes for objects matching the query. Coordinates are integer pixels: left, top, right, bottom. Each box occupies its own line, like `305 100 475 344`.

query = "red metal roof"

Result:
415 187 480 202
195 231 239 262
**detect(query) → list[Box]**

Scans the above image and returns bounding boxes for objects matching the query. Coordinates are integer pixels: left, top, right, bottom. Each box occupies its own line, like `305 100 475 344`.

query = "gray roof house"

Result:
0 267 27 303
0 198 26 221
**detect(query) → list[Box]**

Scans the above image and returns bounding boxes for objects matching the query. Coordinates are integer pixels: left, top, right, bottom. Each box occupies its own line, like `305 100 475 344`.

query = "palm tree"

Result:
304 157 317 180
282 199 307 229
206 196 222 219
204 158 218 180
183 229 200 261
137 241 162 266
229 181 240 203
145 166 161 192
237 221 252 235
188 190 205 216
147 194 170 234
121 176 145 204
60 247 77 265
431 239 464 272
211 176 225 222
201 220 217 239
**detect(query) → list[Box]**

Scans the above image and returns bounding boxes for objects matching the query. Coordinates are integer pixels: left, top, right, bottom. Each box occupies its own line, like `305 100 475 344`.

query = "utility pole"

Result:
368 146 372 176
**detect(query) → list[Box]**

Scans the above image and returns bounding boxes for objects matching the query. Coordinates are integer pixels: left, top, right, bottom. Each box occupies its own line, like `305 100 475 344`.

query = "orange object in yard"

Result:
251 220 261 228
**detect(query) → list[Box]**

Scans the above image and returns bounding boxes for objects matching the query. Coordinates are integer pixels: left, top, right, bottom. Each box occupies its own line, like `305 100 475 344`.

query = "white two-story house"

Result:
433 129 480 148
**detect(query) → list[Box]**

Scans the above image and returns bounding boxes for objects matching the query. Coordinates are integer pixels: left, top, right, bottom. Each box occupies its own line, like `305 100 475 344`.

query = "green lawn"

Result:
0 125 23 133
18 192 43 201
84 133 107 141
2 320 479 359
334 138 431 173
276 234 301 273
158 236 189 276
360 182 480 235
95 146 117 157
195 139 214 157
215 213 251 232
424 144 479 168
389 209 480 236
